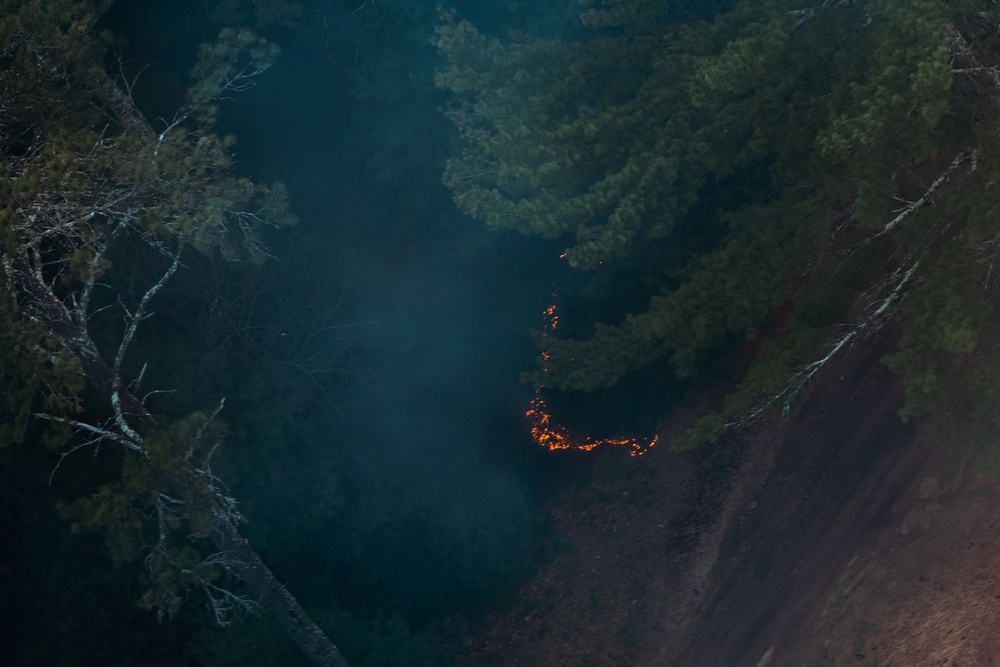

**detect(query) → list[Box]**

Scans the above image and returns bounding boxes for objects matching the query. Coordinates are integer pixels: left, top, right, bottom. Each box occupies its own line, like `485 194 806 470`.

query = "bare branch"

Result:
881 152 974 233
32 412 144 453
728 259 920 431
78 219 128 324
114 250 182 374
778 259 919 416
198 577 262 626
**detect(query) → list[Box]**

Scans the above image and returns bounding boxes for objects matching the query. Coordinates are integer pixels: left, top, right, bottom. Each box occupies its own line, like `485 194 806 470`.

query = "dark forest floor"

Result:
462 327 1000 666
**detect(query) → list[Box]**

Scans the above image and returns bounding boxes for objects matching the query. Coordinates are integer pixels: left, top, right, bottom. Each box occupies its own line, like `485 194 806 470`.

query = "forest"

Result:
3 0 1000 665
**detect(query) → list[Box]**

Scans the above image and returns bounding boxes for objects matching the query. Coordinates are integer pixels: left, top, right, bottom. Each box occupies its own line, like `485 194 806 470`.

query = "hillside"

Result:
465 327 1000 665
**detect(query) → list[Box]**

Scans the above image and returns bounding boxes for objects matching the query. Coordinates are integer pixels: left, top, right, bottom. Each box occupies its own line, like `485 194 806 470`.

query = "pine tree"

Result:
0 2 348 665
436 0 1000 451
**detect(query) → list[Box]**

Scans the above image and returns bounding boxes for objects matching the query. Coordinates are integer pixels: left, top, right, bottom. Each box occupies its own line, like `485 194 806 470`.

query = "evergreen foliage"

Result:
436 0 1000 455
0 2 354 665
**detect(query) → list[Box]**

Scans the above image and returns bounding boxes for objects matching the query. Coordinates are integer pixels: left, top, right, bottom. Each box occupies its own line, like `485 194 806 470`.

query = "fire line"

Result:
525 291 658 457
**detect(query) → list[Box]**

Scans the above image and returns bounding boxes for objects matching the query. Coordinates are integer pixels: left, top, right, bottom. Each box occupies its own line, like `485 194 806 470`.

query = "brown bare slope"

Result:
467 327 1000 666
667 330 921 665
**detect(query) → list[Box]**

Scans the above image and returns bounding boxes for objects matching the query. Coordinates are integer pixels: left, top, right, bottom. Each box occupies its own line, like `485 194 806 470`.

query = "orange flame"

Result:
526 290 658 457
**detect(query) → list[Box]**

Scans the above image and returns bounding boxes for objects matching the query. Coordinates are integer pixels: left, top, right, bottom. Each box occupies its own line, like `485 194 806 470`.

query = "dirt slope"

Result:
667 331 924 666
465 328 1000 666
669 330 1000 667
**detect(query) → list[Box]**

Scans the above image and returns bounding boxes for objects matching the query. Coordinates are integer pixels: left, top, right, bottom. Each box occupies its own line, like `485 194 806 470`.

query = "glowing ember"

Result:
526 291 658 457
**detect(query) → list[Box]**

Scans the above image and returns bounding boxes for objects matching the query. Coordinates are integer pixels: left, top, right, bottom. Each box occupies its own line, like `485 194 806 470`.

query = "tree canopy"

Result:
436 0 1000 449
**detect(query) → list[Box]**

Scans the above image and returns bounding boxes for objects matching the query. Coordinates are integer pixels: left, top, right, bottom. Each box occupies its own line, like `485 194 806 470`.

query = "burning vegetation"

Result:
526 292 658 457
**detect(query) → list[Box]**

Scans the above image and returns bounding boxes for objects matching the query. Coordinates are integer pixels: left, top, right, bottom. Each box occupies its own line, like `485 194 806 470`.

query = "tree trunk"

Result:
9 256 352 667
164 466 352 667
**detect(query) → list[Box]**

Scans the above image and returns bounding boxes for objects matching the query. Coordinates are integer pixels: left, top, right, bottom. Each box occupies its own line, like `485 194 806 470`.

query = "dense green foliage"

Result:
436 0 1000 452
